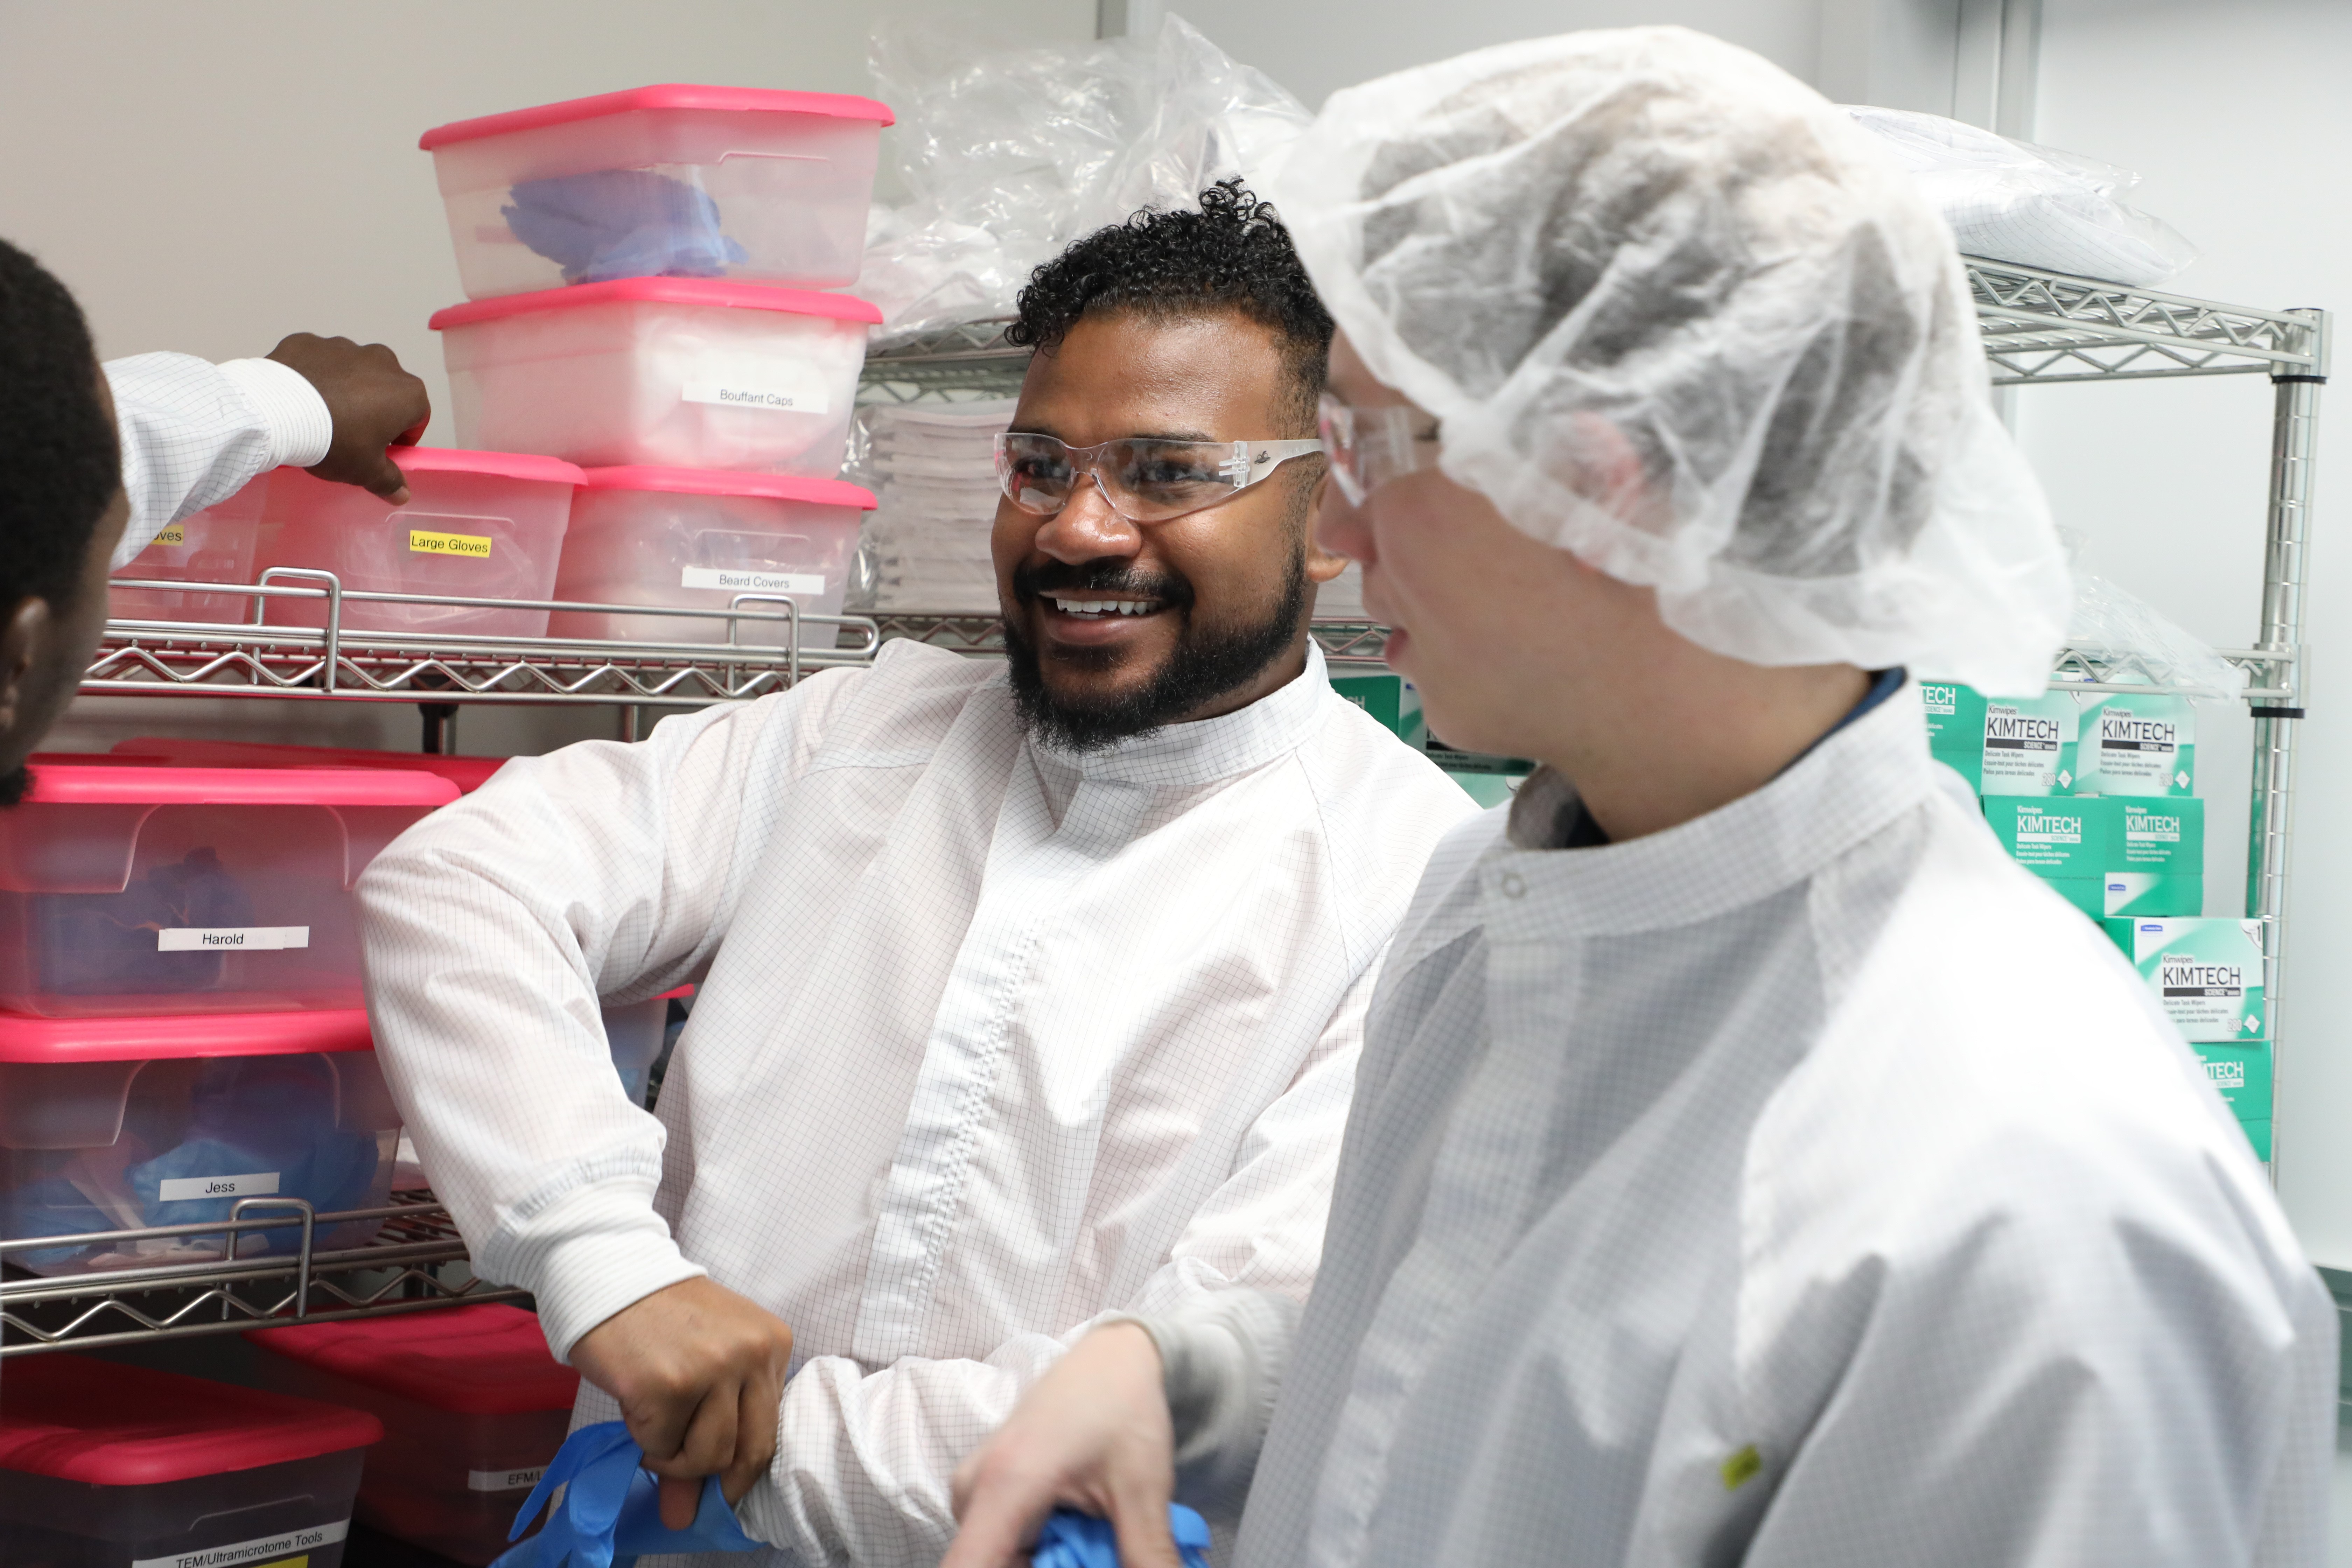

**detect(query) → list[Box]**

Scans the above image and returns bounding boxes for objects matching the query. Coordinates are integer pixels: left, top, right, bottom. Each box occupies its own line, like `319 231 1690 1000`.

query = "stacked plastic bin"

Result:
1924 680 2269 1157
418 85 889 646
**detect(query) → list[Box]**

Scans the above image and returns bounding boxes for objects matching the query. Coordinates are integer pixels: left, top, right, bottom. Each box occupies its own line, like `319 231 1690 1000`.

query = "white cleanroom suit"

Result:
357 637 1474 1566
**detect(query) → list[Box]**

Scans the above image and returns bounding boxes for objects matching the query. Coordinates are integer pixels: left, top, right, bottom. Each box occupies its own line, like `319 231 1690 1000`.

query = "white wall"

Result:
2019 0 2352 1264
0 0 1092 757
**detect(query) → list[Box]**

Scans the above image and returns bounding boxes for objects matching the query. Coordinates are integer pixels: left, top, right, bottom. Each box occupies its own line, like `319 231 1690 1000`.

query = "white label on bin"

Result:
132 1516 347 1568
158 925 309 951
158 1170 281 1202
470 1463 550 1492
683 376 832 416
680 566 825 595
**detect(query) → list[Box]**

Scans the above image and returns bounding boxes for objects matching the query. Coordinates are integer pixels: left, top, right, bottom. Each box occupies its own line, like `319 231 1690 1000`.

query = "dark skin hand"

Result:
0 363 128 781
265 332 430 504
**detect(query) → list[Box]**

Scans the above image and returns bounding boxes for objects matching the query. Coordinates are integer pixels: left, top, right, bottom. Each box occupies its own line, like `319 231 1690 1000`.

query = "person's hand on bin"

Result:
265 332 430 504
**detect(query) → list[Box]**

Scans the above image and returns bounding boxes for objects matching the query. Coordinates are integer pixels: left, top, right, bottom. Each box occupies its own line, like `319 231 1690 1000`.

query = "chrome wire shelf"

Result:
1966 258 2329 384
0 1188 524 1357
88 570 877 707
858 316 1029 404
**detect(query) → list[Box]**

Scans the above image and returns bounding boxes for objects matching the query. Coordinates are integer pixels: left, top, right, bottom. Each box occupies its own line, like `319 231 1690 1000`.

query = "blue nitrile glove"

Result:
501 170 748 285
491 1421 763 1568
1031 1506 1213 1568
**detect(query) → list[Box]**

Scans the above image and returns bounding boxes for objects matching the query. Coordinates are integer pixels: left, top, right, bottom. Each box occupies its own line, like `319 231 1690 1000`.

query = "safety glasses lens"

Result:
997 436 1075 516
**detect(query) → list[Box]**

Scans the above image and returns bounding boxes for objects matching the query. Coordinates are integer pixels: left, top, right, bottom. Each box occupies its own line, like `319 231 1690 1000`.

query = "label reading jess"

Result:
410 528 494 559
158 925 309 951
469 1464 550 1492
157 1170 281 1202
132 1517 346 1568
680 566 825 595
683 377 832 416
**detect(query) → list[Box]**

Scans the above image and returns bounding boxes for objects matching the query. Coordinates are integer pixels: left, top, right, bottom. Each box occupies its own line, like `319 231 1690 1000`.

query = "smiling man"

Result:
357 183 1473 1564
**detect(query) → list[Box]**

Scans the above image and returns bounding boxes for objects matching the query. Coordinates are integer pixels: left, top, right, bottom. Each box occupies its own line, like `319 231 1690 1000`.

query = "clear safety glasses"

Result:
994 432 1324 525
1317 393 1441 507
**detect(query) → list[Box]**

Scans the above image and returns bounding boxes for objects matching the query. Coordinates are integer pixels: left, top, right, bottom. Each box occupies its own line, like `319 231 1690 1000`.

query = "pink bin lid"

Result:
112 737 509 794
0 1354 382 1485
0 1009 374 1065
580 465 876 510
385 445 586 486
420 83 894 150
249 1303 582 1415
20 762 461 808
430 277 883 331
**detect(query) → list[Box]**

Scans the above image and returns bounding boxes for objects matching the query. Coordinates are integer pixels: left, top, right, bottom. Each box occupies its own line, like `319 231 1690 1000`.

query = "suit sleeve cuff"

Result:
490 1183 708 1362
216 356 333 470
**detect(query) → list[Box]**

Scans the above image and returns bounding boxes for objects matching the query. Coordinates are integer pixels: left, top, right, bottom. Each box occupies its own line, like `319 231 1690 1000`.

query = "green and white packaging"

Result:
2194 1040 2272 1122
1983 796 2109 878
2104 799 2203 916
2077 693 2196 797
1920 680 1988 789
1979 690 2079 795
2104 916 2267 1043
1332 673 1426 749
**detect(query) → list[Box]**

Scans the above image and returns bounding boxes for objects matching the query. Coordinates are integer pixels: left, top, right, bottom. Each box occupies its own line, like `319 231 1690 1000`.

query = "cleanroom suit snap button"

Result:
1500 872 1527 899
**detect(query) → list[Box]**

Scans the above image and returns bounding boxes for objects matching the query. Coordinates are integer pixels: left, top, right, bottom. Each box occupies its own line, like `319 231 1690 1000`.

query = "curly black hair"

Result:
1007 180 1334 434
0 238 116 616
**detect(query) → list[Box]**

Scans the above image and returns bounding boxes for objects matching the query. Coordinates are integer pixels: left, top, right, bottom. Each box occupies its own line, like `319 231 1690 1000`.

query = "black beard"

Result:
1004 552 1309 752
0 764 28 809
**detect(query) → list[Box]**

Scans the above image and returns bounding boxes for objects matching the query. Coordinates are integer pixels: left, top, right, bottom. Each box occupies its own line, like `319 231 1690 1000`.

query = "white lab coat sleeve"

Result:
737 956 1376 1566
104 352 332 566
357 681 841 1359
1735 1169 2339 1568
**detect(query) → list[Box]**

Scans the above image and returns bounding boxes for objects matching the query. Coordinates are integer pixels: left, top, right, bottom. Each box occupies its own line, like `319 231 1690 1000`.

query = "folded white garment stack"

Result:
849 398 1015 612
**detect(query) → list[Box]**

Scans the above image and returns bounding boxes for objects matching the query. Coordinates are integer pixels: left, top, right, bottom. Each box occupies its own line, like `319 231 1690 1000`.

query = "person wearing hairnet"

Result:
943 27 2334 1568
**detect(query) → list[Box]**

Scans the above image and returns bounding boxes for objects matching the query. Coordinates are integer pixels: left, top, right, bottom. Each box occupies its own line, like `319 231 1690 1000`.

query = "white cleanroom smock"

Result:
102 351 331 566
356 637 1475 1568
1140 682 2333 1568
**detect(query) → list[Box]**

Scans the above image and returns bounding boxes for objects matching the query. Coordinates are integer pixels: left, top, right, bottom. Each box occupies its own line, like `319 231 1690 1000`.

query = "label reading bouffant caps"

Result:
684 376 832 416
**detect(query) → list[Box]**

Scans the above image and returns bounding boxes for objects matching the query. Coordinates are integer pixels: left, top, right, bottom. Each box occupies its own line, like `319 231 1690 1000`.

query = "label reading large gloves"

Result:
1032 1506 1213 1568
490 1421 762 1568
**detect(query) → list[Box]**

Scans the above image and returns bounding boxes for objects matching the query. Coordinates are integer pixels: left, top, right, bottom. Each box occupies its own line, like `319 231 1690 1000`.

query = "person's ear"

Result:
0 596 52 742
1300 469 1351 585
1563 411 1652 522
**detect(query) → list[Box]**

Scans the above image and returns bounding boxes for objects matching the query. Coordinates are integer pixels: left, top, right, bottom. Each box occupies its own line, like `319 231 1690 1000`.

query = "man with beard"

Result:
356 183 1474 1563
0 236 428 801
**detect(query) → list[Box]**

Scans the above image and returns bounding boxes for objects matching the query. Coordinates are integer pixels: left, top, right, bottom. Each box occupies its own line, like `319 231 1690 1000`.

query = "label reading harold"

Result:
680 566 825 595
684 376 832 416
158 1170 281 1203
410 528 494 559
158 925 309 952
469 1464 550 1492
132 1516 345 1568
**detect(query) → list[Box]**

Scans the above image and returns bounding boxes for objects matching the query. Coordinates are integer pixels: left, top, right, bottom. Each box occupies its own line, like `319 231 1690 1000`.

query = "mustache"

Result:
1012 559 1195 610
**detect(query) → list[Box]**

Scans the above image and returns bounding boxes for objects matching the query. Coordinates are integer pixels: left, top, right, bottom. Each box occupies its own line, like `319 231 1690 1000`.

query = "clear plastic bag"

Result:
1843 106 2197 286
861 13 1310 345
843 398 1018 611
2065 572 2242 696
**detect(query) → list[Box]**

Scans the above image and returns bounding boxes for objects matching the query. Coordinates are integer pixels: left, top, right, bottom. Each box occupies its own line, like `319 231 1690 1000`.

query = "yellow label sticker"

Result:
1720 1444 1762 1491
154 523 187 547
254 1557 308 1568
409 529 493 559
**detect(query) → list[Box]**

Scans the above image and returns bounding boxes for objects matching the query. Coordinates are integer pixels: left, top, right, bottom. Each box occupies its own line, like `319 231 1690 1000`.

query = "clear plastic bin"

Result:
0 763 458 1018
432 278 878 474
0 1009 402 1277
109 475 271 625
0 1353 380 1568
111 736 509 794
257 448 583 638
421 84 892 300
247 1305 580 1566
603 984 693 1105
549 465 874 648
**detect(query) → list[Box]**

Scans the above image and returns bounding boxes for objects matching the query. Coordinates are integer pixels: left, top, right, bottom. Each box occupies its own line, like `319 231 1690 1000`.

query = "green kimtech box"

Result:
1332 673 1426 749
2077 692 2196 797
2103 916 2267 1043
1983 796 2110 878
2104 799 2204 916
2194 1039 2272 1122
2236 1119 2273 1161
1920 680 1988 788
1979 690 2080 796
2103 872 2203 918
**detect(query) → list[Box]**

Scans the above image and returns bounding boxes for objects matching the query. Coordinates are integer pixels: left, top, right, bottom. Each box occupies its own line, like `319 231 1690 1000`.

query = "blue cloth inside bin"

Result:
502 170 748 286
35 847 253 995
2 1055 381 1269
